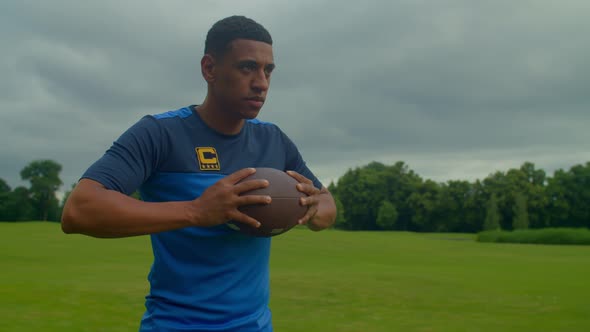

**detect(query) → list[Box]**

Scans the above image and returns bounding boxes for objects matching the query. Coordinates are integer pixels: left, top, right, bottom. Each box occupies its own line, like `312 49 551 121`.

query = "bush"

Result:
476 228 590 245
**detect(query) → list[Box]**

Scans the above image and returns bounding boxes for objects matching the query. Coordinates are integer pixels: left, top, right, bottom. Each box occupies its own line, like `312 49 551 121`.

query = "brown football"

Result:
229 167 308 237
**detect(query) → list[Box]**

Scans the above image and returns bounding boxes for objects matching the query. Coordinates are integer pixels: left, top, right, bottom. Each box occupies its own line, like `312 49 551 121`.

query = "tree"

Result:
512 192 529 230
546 162 590 228
381 161 423 231
1 186 34 221
483 194 501 231
406 180 440 232
565 163 590 228
516 162 548 228
376 200 398 230
546 169 570 227
336 164 387 230
0 178 12 220
0 178 10 193
437 180 480 233
336 161 422 230
327 181 337 195
333 196 348 229
0 180 35 221
20 159 63 221
462 180 487 233
520 161 546 186
481 164 547 230
482 171 512 229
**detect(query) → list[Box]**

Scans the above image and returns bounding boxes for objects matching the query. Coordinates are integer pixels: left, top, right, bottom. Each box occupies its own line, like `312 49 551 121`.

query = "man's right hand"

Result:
189 168 271 229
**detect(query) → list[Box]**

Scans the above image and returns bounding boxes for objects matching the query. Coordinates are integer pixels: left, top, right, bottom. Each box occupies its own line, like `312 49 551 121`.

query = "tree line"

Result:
2 159 589 233
329 160 590 232
0 159 140 222
0 160 66 222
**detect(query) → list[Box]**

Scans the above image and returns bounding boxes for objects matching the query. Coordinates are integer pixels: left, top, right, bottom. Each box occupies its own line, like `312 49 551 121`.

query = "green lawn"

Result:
1 222 589 332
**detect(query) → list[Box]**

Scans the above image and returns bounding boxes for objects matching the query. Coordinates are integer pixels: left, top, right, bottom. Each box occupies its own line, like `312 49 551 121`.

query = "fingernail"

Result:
266 196 272 203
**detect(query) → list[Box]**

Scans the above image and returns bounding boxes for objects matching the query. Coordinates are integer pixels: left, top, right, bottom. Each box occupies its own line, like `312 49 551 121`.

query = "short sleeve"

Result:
82 116 166 195
281 131 323 190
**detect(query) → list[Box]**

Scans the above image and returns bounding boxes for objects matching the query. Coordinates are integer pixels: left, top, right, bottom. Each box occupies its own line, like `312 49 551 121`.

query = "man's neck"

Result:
196 98 245 135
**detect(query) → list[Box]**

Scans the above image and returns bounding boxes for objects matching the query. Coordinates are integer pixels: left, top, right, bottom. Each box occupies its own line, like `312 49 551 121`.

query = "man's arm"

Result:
61 169 271 238
305 186 337 231
286 171 337 231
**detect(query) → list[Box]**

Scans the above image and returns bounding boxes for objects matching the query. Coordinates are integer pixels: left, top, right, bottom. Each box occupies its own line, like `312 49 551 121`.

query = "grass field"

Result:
1 222 589 332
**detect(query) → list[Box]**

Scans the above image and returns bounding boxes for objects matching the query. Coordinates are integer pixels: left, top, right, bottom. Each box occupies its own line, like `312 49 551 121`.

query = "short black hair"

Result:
205 15 273 57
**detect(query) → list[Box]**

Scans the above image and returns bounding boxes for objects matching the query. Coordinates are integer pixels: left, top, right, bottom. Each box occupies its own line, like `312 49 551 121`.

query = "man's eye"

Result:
264 65 275 76
240 64 256 71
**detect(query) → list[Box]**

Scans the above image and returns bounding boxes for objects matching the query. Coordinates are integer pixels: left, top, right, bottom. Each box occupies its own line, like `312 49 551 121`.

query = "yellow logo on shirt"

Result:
196 147 220 171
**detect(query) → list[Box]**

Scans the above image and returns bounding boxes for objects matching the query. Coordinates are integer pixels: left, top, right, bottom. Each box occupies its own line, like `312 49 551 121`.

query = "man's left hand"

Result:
287 170 336 231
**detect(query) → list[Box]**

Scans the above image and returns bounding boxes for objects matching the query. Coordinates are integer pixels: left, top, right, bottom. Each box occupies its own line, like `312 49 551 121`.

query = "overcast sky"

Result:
2 0 589 194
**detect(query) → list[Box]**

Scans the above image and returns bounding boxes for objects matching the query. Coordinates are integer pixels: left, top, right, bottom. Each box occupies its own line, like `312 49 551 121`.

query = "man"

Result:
61 15 336 332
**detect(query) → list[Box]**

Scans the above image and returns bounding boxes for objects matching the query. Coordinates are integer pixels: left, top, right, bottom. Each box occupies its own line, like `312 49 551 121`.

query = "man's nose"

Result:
251 70 269 91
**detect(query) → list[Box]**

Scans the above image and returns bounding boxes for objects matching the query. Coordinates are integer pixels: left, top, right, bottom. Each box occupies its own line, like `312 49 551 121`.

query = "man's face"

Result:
210 39 275 119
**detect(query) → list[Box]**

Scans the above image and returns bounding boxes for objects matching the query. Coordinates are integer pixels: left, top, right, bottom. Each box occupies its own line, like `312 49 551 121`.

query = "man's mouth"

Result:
245 97 265 108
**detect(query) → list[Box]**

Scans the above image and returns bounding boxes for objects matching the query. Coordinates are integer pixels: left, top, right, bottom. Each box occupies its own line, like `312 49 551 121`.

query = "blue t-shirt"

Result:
82 105 322 332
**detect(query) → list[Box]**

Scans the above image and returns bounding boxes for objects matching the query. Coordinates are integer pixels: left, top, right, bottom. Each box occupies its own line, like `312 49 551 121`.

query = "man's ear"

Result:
201 54 216 83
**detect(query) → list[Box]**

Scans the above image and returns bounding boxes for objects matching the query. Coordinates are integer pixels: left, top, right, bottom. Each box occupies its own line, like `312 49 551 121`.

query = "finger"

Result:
234 179 269 194
226 168 256 184
299 194 320 207
286 170 313 184
237 194 272 206
229 211 262 228
296 183 320 196
298 205 318 225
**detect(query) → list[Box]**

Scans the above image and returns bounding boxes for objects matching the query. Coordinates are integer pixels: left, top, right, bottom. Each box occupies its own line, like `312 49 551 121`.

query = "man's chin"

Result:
241 108 262 120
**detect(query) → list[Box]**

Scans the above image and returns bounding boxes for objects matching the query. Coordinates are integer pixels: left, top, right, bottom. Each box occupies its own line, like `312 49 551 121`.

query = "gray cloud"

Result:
1 0 589 192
